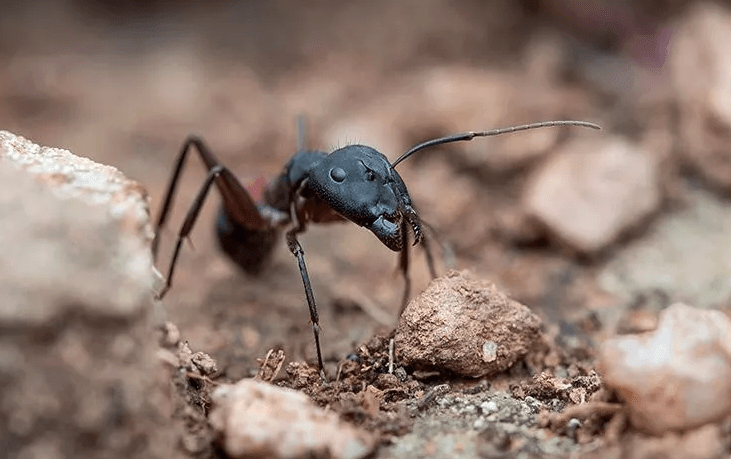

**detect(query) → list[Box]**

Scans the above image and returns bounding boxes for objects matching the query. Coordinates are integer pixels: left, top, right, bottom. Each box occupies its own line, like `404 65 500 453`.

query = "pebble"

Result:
599 303 731 434
210 379 375 459
481 401 498 414
395 270 542 378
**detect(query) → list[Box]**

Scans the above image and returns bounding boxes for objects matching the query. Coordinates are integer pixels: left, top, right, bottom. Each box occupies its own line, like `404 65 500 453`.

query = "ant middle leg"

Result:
286 226 326 379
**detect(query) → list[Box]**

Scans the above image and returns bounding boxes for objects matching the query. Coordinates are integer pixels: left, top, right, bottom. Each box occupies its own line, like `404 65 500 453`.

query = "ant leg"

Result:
398 223 439 315
421 233 438 279
286 227 326 380
152 135 266 260
398 221 411 315
158 165 231 299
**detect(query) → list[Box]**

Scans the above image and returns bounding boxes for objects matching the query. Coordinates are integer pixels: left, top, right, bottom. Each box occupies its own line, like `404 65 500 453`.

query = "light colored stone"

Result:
623 424 726 459
210 379 376 459
0 130 158 324
0 132 172 458
599 303 731 434
395 270 542 378
671 3 731 191
524 136 660 254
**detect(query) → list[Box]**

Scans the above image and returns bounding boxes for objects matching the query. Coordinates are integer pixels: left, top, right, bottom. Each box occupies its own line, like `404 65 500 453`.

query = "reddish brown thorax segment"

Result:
245 176 269 203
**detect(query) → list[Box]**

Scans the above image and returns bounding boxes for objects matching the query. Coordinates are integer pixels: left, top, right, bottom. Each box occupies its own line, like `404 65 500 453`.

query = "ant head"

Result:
307 145 419 251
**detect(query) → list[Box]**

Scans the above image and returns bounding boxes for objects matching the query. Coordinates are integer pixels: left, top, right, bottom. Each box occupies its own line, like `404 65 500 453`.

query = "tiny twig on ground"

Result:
388 338 395 374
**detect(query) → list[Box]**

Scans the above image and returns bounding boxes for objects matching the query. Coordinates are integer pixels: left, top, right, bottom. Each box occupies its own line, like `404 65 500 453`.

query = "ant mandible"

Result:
152 118 600 378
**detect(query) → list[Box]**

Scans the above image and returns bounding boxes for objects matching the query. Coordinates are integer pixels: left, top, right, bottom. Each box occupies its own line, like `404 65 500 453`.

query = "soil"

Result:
2 1 731 458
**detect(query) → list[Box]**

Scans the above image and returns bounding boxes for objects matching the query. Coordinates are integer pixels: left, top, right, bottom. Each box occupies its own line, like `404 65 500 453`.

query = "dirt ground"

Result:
2 0 731 458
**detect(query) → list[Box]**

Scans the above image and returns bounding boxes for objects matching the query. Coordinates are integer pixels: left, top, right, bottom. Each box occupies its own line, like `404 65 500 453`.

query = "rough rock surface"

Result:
210 378 376 459
0 130 158 323
395 270 542 378
0 132 172 458
671 2 731 192
523 136 660 254
599 303 731 435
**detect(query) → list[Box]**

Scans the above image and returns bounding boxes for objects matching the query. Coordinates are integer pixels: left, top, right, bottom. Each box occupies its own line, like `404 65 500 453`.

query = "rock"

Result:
622 424 726 459
0 132 173 458
523 136 660 254
599 185 731 310
210 379 376 459
395 270 542 378
599 303 731 434
671 3 731 192
0 130 158 324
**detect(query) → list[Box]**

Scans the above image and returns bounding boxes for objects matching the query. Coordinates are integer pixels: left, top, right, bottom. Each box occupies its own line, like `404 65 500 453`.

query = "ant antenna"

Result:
391 120 601 167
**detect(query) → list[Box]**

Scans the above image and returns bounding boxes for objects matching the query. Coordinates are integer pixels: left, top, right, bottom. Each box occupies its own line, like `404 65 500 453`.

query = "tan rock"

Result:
0 132 172 458
210 379 376 459
671 3 731 192
623 424 726 459
524 136 660 254
600 303 731 434
395 270 542 378
0 130 157 324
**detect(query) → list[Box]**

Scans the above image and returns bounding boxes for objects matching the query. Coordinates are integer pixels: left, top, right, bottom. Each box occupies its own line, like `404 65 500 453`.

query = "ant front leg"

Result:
397 223 438 315
285 196 326 380
421 232 438 280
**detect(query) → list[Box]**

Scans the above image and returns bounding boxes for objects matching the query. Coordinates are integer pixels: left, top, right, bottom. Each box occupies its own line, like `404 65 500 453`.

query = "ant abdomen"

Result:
216 206 280 275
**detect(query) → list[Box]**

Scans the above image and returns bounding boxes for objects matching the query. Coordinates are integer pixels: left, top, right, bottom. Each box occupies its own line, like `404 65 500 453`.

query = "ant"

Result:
152 118 599 378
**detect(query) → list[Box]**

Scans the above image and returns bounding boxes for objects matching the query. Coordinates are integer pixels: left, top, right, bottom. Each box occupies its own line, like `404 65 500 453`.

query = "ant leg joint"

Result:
286 231 304 256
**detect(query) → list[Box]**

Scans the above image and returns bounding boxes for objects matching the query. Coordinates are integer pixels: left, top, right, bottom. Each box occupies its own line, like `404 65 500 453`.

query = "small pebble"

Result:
396 271 542 378
211 379 375 459
482 341 498 363
481 401 498 414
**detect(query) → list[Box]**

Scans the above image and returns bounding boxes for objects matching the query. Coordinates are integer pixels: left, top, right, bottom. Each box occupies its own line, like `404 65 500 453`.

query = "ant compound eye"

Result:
365 170 376 181
330 167 347 183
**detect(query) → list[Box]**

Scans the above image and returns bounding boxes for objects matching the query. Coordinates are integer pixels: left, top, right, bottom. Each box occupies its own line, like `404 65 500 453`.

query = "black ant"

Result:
152 118 599 378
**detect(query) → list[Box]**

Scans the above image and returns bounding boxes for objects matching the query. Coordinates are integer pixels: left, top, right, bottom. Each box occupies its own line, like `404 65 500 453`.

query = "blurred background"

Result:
1 0 729 377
